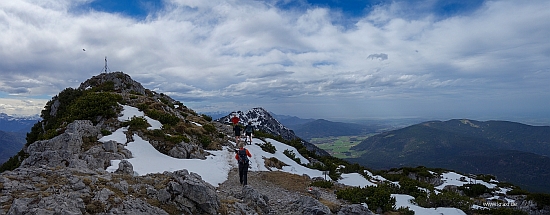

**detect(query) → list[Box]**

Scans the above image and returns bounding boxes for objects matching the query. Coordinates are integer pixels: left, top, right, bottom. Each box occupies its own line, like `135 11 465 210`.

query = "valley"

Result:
309 135 372 159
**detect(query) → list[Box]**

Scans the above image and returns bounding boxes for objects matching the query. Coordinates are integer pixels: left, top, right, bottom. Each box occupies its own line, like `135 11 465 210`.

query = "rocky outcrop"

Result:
167 142 206 159
337 204 374 215
0 167 220 214
242 185 271 214
0 116 220 214
78 71 146 95
20 120 110 170
217 108 329 156
290 195 331 215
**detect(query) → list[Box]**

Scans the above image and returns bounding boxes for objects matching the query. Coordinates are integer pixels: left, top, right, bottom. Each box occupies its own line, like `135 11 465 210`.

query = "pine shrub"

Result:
257 142 276 153
310 180 333 189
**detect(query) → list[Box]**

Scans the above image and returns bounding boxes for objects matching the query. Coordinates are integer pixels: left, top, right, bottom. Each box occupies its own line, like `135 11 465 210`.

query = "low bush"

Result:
283 149 301 164
397 206 415 215
459 184 491 197
203 123 216 133
201 114 212 122
256 142 276 153
527 193 550 209
310 180 333 189
123 116 150 131
336 183 396 212
199 135 211 148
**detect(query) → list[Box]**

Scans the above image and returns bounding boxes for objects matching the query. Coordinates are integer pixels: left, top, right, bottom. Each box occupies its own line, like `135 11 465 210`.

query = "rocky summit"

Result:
217 108 330 157
0 72 367 214
0 72 224 214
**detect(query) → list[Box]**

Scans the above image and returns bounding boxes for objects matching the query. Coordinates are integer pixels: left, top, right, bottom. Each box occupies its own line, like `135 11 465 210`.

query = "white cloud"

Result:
0 0 549 121
0 98 48 116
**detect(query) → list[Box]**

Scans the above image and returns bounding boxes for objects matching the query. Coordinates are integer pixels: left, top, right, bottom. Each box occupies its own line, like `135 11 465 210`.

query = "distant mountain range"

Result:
268 113 316 130
289 119 384 140
0 130 26 164
269 114 428 141
0 114 38 164
0 113 39 132
347 119 550 193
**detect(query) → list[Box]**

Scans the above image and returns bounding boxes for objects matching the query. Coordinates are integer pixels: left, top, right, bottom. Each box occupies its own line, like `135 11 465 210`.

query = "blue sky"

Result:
1 0 549 124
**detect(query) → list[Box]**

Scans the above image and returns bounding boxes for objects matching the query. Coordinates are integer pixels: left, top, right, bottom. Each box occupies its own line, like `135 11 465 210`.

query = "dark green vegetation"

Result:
310 135 370 158
254 130 427 214
283 149 301 164
256 141 276 153
27 88 123 144
310 180 333 189
348 119 550 193
336 183 396 212
369 166 536 214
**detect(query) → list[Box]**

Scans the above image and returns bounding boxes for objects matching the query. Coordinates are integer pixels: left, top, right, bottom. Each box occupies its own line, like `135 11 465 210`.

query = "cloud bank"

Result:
0 0 549 122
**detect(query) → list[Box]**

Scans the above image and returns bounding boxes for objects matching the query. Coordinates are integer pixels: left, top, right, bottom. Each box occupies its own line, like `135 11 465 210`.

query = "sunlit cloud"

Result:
0 0 548 121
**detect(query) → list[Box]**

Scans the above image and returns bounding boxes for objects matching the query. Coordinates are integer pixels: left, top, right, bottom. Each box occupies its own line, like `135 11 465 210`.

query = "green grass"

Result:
310 135 373 159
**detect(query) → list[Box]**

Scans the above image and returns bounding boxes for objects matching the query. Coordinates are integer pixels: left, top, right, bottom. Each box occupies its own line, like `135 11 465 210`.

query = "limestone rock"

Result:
242 185 271 214
115 160 134 175
337 204 374 215
291 195 331 215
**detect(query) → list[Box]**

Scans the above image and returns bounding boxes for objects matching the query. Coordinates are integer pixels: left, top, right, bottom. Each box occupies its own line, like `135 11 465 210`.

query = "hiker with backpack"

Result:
233 124 242 144
244 122 254 144
235 143 252 186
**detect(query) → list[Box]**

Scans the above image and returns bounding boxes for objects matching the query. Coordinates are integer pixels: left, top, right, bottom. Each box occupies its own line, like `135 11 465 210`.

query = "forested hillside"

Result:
348 119 550 193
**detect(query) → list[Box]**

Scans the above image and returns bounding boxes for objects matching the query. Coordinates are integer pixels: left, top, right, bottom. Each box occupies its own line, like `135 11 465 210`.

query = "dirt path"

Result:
215 139 346 214
216 166 345 214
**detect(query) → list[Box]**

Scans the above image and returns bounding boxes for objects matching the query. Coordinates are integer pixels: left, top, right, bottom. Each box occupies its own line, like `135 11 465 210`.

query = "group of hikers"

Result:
231 115 254 186
232 121 254 145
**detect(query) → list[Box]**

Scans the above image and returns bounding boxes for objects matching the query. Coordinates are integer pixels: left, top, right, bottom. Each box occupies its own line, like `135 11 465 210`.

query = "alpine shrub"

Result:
310 180 333 189
336 183 396 212
123 116 150 130
256 142 276 153
283 149 301 164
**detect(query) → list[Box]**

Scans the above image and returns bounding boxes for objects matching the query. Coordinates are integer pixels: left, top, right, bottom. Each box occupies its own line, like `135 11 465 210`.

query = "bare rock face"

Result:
103 140 118 153
21 120 102 169
1 115 221 214
0 167 220 214
242 185 271 214
337 204 374 215
167 142 206 159
115 160 134 175
290 195 332 215
78 71 146 95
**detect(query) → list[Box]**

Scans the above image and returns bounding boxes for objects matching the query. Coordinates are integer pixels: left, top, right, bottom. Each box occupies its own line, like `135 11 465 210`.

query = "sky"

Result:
1 0 549 124
98 105 514 214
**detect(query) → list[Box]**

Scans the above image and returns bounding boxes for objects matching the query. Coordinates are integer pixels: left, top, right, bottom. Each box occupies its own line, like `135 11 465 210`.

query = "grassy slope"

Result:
311 135 372 159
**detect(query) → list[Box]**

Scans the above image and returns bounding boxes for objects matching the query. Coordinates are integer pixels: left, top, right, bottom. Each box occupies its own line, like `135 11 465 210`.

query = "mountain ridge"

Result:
291 119 383 140
215 107 330 157
349 119 550 193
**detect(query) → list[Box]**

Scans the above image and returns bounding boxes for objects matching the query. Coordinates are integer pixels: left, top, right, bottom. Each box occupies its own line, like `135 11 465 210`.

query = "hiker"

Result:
244 122 254 144
231 115 239 125
235 143 252 186
233 124 242 144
